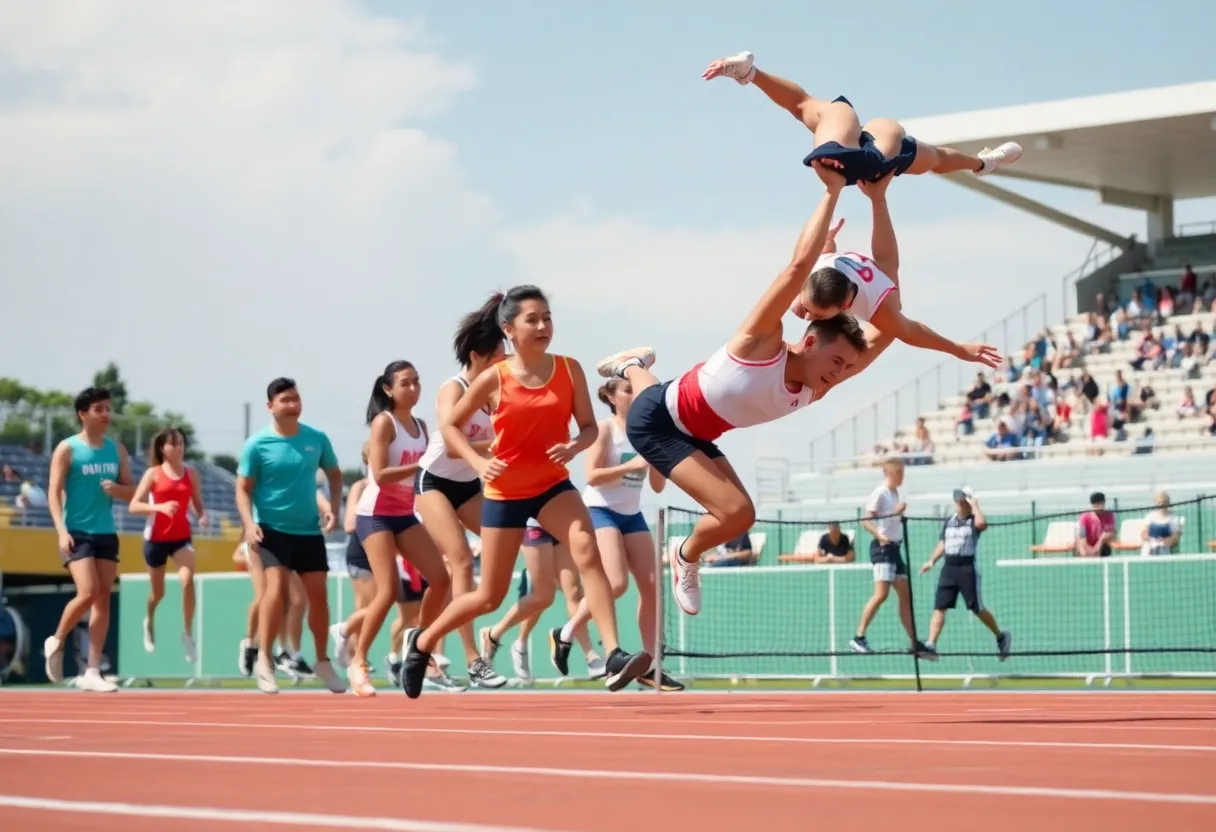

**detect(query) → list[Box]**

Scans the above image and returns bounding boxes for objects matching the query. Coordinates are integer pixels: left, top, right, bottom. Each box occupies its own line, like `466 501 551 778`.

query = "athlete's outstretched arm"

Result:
734 164 845 358
870 298 1001 368
859 174 899 283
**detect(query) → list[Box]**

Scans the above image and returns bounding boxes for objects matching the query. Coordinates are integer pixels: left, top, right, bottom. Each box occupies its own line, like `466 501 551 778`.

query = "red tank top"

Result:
144 466 194 542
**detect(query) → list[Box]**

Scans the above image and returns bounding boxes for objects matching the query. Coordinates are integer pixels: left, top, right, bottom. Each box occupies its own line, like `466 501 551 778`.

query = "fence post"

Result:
651 507 666 693
900 516 923 693
1198 495 1205 555
1030 500 1038 548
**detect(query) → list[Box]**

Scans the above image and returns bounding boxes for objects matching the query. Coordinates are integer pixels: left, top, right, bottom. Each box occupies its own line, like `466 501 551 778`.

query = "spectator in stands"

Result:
1129 330 1163 372
812 522 854 564
1141 491 1182 556
1178 342 1203 380
16 477 47 512
1079 371 1100 407
1178 386 1200 419
1190 322 1211 360
1075 492 1116 558
1055 330 1081 369
704 532 757 567
984 419 1018 461
1051 391 1072 437
955 401 974 438
908 418 935 465
1157 286 1176 320
1125 289 1147 321
1 464 18 483
1134 426 1155 455
1179 265 1197 310
1108 370 1132 421
1205 388 1216 437
1111 307 1131 341
994 355 1019 384
1021 399 1051 449
966 373 992 419
1087 397 1110 453
1201 275 1216 308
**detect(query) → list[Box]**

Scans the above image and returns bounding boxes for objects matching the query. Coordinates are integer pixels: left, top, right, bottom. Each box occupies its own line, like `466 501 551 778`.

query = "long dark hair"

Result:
149 427 186 466
453 293 507 367
366 360 416 424
493 285 548 334
597 379 628 414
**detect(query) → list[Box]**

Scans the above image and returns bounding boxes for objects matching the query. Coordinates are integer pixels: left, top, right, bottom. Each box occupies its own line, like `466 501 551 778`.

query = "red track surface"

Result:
0 690 1214 830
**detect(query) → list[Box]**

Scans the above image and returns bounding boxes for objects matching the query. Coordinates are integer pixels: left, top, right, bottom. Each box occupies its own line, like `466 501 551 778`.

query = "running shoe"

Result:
347 661 375 697
314 659 347 693
548 627 572 676
385 655 404 687
181 632 197 664
976 142 1022 177
401 628 430 699
585 651 607 680
670 542 702 616
44 635 64 683
329 623 352 668
142 616 155 653
596 347 655 380
76 668 118 693
997 631 1012 662
238 639 257 677
913 640 939 662
637 669 685 692
255 652 279 694
603 648 651 692
467 657 508 689
849 636 873 654
510 640 531 681
423 670 466 692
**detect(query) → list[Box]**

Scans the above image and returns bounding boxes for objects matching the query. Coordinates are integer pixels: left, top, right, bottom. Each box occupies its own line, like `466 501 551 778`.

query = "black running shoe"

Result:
913 640 939 661
603 648 651 692
401 628 431 699
548 627 572 676
238 639 257 677
997 631 1012 662
637 670 685 692
291 656 315 677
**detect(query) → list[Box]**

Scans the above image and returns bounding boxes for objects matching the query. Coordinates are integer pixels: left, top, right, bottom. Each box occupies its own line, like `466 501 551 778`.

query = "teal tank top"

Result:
63 435 120 535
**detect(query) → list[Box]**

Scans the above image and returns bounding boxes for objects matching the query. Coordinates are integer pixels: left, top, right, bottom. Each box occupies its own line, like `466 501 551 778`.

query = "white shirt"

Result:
814 250 897 323
582 420 645 516
865 484 903 543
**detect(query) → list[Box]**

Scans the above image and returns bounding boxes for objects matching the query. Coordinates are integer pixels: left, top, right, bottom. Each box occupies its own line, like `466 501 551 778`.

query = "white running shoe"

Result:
976 142 1023 177
510 640 531 680
585 652 607 681
313 659 347 694
347 661 376 697
255 652 279 694
44 635 64 683
669 544 702 616
77 668 118 693
432 653 451 671
329 623 352 668
142 617 155 653
181 632 197 664
707 51 756 85
596 347 656 379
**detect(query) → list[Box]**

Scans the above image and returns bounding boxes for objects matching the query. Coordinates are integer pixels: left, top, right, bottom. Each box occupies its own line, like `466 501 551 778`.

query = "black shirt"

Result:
817 533 853 558
967 381 991 402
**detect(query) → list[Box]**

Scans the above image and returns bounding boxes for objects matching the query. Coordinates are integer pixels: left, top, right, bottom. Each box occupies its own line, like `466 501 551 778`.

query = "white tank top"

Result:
356 414 428 517
582 420 644 515
665 344 816 441
419 375 494 482
814 250 896 322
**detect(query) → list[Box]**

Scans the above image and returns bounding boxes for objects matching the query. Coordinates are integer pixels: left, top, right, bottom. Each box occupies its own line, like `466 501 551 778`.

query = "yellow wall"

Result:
0 527 243 575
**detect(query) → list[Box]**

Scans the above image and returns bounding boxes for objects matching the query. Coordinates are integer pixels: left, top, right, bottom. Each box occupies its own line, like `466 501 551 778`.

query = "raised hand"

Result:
961 343 1002 368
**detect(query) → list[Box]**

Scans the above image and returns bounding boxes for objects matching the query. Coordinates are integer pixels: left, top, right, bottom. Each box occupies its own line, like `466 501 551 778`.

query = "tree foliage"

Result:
0 367 203 461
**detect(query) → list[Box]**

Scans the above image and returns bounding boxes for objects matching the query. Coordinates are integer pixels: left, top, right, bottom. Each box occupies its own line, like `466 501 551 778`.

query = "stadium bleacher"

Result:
0 443 241 537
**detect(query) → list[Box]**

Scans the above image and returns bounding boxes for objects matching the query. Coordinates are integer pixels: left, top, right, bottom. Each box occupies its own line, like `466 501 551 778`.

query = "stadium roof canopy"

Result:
902 81 1216 200
899 80 1216 248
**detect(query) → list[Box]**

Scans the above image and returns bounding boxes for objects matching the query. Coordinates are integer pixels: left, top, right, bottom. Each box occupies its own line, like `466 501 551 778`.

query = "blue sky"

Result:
2 1 1213 510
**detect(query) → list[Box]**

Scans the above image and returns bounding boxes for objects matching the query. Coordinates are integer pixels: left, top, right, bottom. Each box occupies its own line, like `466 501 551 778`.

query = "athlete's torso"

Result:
419 375 494 482
814 250 896 322
145 465 193 541
357 414 428 516
582 420 644 515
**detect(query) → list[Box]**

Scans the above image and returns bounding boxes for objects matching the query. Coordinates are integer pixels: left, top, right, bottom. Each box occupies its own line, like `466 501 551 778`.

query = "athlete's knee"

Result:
427 568 452 597
448 557 475 590
178 566 195 587
871 584 891 602
530 581 557 608
719 499 755 537
470 585 508 617
608 575 630 599
149 584 165 603
566 528 599 565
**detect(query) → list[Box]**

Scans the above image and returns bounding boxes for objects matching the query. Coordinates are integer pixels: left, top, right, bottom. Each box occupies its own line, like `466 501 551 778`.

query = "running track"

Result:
0 689 1214 830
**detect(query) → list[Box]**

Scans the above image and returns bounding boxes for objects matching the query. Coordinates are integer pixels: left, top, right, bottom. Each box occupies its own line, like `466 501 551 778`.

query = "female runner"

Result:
401 286 651 697
414 298 509 690
128 427 206 664
343 360 452 697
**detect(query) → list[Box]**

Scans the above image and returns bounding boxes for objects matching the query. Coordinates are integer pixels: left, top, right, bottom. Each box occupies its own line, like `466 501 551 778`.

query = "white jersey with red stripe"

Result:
814 250 896 322
356 414 427 516
664 345 816 442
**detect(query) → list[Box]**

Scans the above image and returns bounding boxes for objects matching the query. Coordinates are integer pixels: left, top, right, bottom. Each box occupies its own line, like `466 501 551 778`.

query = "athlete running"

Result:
598 167 870 619
401 285 652 698
703 51 1021 186
335 361 452 697
44 386 136 692
414 297 510 690
128 427 205 664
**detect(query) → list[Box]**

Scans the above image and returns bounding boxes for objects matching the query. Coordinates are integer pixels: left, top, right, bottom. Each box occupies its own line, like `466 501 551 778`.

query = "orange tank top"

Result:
484 355 575 501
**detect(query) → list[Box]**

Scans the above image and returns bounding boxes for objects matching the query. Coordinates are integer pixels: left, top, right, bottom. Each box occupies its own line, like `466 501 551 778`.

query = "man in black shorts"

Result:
237 377 346 694
919 489 1011 661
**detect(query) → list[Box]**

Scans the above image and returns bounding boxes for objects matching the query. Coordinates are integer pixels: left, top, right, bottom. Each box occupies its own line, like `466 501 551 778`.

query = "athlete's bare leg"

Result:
704 52 1020 176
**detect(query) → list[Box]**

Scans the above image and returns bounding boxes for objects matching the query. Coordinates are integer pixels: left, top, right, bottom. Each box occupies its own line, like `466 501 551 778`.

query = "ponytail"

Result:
598 379 625 414
366 360 416 424
453 293 506 367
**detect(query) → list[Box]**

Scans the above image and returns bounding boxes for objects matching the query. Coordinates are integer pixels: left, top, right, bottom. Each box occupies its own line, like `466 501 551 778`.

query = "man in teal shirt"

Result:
237 377 345 694
44 386 136 692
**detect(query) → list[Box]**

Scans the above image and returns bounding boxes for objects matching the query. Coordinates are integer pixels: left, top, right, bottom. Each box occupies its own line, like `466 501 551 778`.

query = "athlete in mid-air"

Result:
597 165 996 620
703 51 1022 186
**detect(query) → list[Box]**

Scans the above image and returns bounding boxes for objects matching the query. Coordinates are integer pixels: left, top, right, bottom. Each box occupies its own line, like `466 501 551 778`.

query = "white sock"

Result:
559 620 576 643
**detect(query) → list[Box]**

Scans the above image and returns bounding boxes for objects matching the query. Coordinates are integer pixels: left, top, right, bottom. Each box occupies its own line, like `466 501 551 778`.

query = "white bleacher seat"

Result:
1030 521 1077 557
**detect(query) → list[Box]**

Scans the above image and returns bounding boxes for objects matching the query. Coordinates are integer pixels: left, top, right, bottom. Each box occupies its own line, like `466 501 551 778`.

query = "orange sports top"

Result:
484 355 575 501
